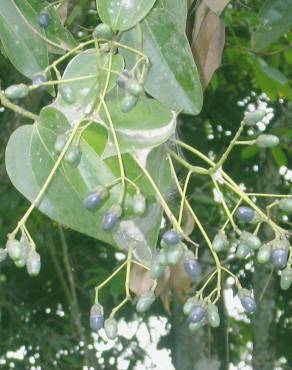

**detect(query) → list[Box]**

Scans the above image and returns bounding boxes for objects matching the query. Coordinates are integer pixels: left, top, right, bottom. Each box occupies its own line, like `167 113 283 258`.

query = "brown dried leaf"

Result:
192 2 209 40
171 260 191 301
203 0 231 15
192 11 225 88
129 264 153 296
157 267 171 314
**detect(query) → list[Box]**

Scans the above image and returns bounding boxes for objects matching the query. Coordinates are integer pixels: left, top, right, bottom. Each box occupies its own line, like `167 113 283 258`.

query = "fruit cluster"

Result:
0 237 41 276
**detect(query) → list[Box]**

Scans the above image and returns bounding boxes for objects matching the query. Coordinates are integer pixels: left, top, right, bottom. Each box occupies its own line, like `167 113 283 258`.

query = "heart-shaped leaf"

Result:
121 8 203 115
5 106 172 263
96 0 156 31
0 0 49 78
101 95 176 158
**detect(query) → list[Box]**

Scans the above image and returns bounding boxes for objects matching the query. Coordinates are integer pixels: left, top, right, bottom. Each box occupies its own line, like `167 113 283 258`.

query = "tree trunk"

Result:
252 149 279 370
170 299 227 370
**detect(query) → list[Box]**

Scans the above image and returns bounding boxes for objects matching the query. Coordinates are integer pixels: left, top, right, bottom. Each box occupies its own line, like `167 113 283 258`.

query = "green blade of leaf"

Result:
154 0 188 32
26 0 77 53
271 147 287 167
252 0 292 51
121 8 203 115
0 0 49 78
101 95 176 158
96 0 156 31
55 50 124 121
5 107 172 263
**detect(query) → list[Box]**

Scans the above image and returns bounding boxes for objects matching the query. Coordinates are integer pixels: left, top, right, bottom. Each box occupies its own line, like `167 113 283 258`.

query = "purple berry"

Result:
236 206 255 223
184 259 201 277
271 248 288 269
240 296 256 313
189 305 206 323
90 314 104 331
162 230 180 246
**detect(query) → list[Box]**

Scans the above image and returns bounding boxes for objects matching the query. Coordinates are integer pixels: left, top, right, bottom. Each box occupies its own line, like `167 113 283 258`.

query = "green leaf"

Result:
101 95 176 157
252 58 292 100
154 0 188 32
121 9 203 115
96 0 156 31
252 0 292 51
28 0 77 53
55 50 124 120
0 0 48 78
5 107 170 263
241 145 260 160
271 147 287 167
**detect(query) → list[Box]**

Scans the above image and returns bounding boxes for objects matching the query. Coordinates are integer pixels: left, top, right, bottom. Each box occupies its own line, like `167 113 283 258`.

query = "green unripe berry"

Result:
240 231 261 250
188 321 204 332
279 199 292 213
280 268 292 290
14 241 30 268
59 85 76 104
207 304 220 328
183 297 198 316
133 193 146 216
256 134 279 148
116 70 130 89
5 84 29 99
26 250 41 276
6 239 22 261
236 242 250 259
157 249 168 266
244 110 265 126
121 95 138 113
148 262 165 280
54 133 68 154
104 317 118 340
93 23 114 40
166 244 184 266
65 145 82 167
212 231 229 252
257 244 271 264
136 291 155 313
0 248 7 263
126 79 144 97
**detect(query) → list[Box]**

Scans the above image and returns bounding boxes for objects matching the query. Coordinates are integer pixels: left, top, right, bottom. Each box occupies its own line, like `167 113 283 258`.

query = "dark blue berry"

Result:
162 230 180 246
271 248 288 269
240 296 256 313
184 259 201 277
90 314 104 331
83 193 102 210
39 12 51 28
188 305 206 323
102 212 118 231
236 206 255 223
